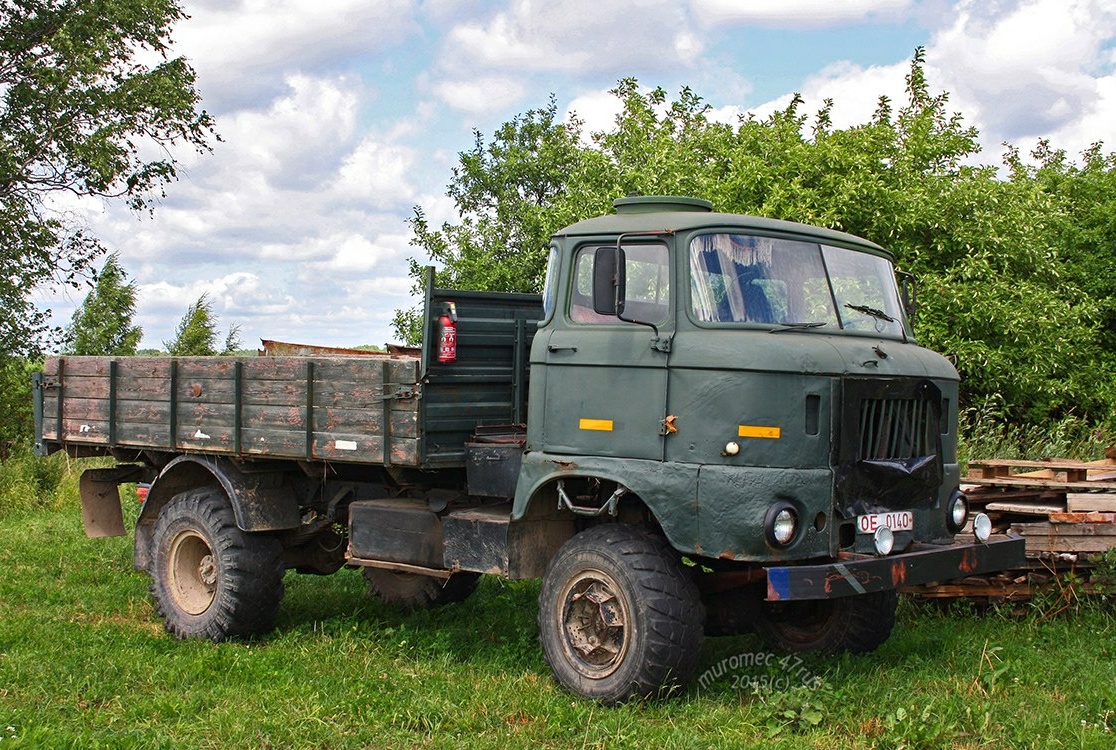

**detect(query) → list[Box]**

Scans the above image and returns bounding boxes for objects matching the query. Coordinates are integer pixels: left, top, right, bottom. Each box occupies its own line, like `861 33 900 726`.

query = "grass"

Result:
1 448 1115 748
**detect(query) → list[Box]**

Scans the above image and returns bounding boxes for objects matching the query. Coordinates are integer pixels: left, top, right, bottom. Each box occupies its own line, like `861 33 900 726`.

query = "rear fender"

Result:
134 455 300 571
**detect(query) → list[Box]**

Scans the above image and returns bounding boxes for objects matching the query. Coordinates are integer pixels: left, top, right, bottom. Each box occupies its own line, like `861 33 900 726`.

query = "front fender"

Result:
512 451 700 556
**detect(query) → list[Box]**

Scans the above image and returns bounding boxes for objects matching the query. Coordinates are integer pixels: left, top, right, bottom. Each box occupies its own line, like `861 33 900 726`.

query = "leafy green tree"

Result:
63 253 142 355
164 294 241 356
392 96 599 342
400 49 1115 425
0 357 38 448
165 294 218 356
0 0 216 359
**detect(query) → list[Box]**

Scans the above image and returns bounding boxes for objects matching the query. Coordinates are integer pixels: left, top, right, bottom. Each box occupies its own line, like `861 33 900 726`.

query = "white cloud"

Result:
566 89 623 140
334 139 419 208
691 0 912 26
926 0 1116 150
434 77 528 114
442 0 698 74
178 0 419 109
747 59 908 131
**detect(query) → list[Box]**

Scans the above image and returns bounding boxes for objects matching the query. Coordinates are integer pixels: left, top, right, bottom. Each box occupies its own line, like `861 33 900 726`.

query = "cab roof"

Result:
553 196 891 258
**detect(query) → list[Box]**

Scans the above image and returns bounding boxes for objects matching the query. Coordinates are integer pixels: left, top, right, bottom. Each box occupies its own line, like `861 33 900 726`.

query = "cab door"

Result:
538 242 672 460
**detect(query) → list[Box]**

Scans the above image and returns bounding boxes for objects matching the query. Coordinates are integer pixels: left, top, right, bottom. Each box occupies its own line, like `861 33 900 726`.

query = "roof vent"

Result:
613 195 714 214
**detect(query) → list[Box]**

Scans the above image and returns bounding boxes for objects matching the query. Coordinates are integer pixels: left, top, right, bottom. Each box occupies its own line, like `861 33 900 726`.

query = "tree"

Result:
400 50 1115 425
63 253 142 355
391 96 599 343
165 294 217 356
164 294 240 356
0 0 216 359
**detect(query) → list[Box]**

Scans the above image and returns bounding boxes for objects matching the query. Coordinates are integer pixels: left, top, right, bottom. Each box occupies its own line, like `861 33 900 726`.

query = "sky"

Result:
41 0 1116 352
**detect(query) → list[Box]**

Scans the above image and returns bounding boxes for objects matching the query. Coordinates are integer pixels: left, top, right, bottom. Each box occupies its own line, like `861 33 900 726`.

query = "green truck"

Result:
35 196 1023 703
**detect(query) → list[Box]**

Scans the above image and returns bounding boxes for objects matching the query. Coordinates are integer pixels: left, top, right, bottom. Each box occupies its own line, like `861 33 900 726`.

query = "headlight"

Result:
947 491 968 533
765 503 799 548
973 513 992 543
873 526 895 556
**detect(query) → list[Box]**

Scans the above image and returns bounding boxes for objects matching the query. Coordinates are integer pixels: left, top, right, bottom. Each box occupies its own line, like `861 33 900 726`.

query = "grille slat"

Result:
858 396 935 460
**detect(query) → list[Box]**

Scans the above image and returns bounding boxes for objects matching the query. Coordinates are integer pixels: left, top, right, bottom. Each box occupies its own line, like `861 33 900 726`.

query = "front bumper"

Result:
765 534 1025 601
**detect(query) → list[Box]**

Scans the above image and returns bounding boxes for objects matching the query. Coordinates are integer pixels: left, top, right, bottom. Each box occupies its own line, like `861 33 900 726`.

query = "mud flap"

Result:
79 466 144 538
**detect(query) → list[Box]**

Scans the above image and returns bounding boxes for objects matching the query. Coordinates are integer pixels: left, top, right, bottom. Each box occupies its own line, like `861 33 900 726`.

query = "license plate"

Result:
856 511 914 534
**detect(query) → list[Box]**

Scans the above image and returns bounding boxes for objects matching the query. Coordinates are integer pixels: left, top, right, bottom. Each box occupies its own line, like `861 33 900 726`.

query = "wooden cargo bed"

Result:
35 277 545 470
39 354 424 465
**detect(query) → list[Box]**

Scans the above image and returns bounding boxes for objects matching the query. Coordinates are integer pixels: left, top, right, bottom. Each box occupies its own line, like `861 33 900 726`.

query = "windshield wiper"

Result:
769 321 827 333
844 303 896 323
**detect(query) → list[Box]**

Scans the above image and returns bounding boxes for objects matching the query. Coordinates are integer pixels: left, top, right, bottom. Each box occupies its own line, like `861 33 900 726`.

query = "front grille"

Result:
857 397 937 460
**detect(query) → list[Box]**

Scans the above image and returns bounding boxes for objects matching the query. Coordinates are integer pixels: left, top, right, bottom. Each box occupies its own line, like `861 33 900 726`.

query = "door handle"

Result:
547 345 578 352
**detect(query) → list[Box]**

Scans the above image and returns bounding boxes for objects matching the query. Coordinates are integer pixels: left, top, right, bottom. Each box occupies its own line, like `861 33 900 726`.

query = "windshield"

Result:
689 233 907 337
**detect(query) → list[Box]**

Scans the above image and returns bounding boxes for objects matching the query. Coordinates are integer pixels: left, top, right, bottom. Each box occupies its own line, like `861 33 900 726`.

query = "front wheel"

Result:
538 524 704 704
150 487 284 641
754 590 897 654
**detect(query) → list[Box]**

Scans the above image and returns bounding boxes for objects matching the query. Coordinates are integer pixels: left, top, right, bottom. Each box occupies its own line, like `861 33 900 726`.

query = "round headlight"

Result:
973 513 992 543
873 526 895 556
766 504 799 547
947 491 968 533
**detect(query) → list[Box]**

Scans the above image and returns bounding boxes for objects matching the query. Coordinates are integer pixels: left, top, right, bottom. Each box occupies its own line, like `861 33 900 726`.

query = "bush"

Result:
0 446 77 520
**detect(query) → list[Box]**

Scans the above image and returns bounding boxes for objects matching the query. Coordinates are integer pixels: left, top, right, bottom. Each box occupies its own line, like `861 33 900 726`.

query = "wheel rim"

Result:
557 568 630 679
168 529 218 616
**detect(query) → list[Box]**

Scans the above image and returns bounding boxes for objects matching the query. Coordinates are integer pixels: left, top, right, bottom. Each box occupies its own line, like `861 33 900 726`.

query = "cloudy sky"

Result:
43 0 1116 351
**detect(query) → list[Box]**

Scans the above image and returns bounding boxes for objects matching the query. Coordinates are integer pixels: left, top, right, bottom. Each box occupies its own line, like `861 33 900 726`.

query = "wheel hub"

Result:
168 529 218 616
561 572 629 676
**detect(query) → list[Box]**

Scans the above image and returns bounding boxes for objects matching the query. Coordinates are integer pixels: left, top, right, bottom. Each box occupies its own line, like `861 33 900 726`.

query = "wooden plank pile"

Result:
902 449 1116 600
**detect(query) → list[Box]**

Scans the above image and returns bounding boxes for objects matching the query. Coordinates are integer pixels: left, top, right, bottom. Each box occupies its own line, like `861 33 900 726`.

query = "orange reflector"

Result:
738 425 781 439
579 418 614 432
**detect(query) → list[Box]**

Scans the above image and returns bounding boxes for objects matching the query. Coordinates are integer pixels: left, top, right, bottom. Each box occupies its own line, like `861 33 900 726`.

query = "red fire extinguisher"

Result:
438 301 457 364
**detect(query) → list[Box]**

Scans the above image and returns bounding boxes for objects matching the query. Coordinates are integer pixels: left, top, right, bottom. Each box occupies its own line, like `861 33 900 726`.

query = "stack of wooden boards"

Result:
901 449 1116 600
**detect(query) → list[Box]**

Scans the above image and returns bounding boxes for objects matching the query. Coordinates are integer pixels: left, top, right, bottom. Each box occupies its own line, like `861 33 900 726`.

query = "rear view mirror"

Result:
592 247 626 316
897 270 918 321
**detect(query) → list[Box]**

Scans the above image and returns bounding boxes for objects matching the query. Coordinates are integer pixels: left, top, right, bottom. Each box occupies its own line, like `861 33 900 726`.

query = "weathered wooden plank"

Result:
1011 521 1116 554
1021 536 1116 554
49 357 112 377
115 423 173 448
1015 522 1116 536
58 419 111 442
1048 512 1116 524
43 396 111 422
177 428 236 452
961 477 1116 491
1067 493 1116 513
311 407 418 438
984 501 1066 515
116 358 173 378
235 428 419 466
968 458 1099 470
240 428 310 455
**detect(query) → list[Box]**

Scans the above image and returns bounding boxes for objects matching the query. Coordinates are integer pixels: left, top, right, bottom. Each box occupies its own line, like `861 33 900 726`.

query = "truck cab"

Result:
521 196 959 566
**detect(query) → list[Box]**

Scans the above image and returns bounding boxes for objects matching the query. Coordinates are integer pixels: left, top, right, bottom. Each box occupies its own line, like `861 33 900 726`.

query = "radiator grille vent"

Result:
858 397 936 460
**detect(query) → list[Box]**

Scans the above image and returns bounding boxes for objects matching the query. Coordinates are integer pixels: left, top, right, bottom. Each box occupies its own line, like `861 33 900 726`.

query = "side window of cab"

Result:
569 244 670 324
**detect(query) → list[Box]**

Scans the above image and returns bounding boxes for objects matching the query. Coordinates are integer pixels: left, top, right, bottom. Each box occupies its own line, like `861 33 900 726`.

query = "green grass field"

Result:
0 468 1114 748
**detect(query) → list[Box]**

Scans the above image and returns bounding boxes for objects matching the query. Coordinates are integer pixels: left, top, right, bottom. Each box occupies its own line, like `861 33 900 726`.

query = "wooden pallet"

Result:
906 453 1116 600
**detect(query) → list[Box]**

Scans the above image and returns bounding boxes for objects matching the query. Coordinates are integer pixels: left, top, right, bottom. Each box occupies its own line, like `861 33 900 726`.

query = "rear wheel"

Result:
754 590 897 654
538 524 704 704
151 487 284 641
362 568 480 609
